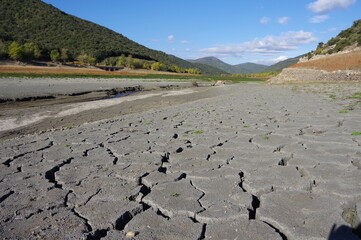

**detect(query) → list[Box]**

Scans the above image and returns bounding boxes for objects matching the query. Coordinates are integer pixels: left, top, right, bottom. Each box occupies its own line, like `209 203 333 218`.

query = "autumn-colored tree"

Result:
151 62 166 71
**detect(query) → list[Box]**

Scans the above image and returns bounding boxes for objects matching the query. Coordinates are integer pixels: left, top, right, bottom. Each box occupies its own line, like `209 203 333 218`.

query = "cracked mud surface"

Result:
1 82 361 239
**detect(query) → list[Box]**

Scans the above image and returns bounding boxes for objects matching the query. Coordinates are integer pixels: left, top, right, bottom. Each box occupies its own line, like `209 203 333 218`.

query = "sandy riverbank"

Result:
1 81 361 239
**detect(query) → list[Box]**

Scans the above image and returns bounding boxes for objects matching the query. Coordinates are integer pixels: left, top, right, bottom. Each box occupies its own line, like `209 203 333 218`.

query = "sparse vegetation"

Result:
351 132 361 135
192 130 203 134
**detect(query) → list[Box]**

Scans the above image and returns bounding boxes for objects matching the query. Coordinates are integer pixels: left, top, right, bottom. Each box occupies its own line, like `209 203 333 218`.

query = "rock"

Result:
212 80 225 86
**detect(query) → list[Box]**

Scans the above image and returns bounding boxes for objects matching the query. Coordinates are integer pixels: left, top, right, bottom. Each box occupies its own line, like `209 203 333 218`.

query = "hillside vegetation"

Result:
0 0 226 75
306 19 361 59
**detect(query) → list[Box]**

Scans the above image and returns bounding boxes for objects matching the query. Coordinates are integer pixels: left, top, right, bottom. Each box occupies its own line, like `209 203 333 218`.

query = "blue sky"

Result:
42 0 360 65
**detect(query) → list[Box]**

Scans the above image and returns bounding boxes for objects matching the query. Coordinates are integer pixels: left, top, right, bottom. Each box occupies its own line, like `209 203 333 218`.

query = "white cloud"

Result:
181 40 190 44
308 0 356 14
260 17 271 24
167 35 175 42
309 15 330 23
278 17 290 24
200 31 317 57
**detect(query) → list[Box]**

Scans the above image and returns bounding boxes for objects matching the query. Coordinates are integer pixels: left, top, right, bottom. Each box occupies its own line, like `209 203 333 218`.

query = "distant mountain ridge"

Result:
188 56 299 74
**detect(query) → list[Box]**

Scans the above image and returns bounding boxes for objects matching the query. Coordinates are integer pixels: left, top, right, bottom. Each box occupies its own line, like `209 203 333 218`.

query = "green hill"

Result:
0 0 226 75
188 57 268 74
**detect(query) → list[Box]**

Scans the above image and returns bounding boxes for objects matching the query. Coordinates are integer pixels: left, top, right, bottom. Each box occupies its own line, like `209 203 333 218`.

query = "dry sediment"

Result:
1 82 361 239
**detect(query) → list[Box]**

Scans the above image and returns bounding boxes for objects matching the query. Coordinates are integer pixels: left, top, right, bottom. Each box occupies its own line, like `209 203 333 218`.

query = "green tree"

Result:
8 41 24 60
23 42 41 59
50 49 60 62
60 48 69 62
116 54 126 67
77 52 96 65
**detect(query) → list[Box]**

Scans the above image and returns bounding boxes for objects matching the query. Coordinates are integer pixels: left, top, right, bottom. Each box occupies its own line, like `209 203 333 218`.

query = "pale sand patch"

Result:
161 89 195 97
0 113 50 132
0 89 198 132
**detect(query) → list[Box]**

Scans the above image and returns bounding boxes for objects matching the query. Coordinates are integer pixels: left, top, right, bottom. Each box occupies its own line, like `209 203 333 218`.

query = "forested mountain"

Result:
188 57 268 74
233 63 268 74
264 55 303 72
188 57 238 73
0 0 226 75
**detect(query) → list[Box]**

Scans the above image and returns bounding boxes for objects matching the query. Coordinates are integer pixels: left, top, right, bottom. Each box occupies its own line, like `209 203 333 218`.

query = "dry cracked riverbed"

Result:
1 83 361 240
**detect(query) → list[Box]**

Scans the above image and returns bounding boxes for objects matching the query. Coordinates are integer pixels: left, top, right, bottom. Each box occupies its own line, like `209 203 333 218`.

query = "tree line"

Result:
0 40 201 74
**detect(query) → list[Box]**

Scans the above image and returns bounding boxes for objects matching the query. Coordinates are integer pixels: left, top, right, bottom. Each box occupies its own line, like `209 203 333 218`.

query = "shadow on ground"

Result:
328 224 361 240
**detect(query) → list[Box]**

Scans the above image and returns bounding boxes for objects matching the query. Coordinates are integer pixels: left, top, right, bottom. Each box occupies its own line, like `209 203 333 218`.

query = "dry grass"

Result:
290 50 361 72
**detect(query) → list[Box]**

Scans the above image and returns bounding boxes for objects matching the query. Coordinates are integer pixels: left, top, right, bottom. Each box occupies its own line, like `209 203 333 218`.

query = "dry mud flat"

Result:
1 82 361 239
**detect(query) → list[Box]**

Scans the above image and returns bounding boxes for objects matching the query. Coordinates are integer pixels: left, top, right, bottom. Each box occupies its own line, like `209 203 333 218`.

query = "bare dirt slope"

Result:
289 49 361 71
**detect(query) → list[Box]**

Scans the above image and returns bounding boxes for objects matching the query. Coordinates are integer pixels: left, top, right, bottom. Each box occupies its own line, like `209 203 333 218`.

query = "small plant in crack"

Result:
192 130 203 134
243 125 250 128
64 144 71 148
339 110 348 113
351 132 361 136
170 193 180 197
143 121 152 125
263 136 270 140
121 196 129 200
